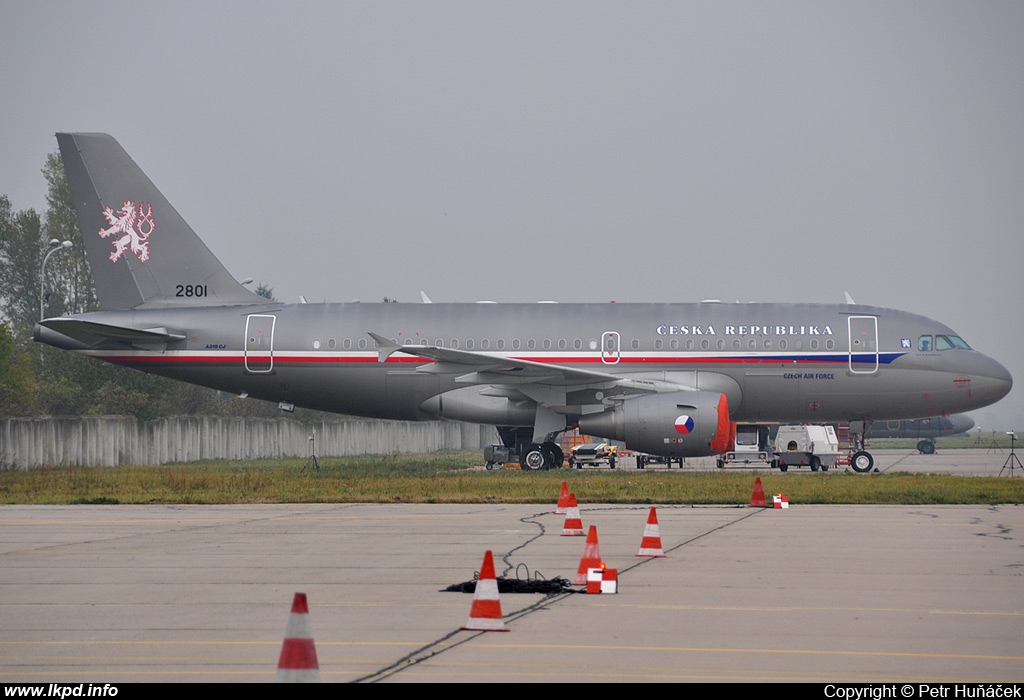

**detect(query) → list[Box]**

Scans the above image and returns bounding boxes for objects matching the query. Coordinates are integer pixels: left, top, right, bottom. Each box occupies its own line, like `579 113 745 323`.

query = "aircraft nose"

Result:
972 354 1013 405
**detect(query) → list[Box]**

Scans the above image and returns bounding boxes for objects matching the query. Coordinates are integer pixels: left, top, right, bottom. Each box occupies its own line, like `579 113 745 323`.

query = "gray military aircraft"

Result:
866 414 976 454
35 133 1013 473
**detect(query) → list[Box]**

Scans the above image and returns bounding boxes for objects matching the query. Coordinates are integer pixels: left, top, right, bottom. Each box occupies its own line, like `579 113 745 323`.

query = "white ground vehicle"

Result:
772 425 841 472
569 442 618 468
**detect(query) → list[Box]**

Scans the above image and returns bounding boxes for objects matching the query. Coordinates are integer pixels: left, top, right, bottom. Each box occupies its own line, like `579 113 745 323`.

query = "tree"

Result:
0 322 34 414
255 283 275 300
0 195 43 341
43 152 97 316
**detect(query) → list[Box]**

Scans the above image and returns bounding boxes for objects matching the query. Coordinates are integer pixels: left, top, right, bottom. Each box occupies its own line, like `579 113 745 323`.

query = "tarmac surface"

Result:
1 449 1022 683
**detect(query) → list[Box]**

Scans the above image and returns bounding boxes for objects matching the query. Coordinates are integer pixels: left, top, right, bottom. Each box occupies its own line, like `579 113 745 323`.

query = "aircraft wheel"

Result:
541 443 563 469
520 445 546 471
810 456 821 472
851 450 874 473
917 440 935 455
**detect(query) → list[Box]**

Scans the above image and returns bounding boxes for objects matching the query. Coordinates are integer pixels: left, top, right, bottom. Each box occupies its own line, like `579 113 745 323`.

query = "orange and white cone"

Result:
462 550 509 632
561 493 584 536
275 592 321 683
750 476 767 507
555 481 571 514
636 507 666 557
574 525 603 584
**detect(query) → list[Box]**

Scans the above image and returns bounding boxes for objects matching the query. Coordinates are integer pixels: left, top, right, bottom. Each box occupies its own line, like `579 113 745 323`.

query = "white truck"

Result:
772 425 841 472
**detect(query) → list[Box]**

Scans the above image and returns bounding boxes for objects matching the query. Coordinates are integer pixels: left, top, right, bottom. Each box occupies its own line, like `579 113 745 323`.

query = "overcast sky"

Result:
2 1 1022 430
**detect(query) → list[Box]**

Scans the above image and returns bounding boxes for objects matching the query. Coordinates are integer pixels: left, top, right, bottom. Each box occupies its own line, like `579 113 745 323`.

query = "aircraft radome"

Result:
35 133 1013 473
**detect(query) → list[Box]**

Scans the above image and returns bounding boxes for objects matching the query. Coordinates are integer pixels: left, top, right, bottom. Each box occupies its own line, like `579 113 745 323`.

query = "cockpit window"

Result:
935 335 971 351
918 335 932 351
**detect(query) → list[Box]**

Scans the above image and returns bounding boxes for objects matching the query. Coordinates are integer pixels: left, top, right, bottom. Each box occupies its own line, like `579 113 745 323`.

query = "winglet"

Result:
844 291 856 304
368 332 401 363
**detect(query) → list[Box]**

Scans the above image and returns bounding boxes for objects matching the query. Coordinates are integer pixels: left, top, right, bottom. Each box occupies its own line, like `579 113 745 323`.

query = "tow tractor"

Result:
716 424 772 469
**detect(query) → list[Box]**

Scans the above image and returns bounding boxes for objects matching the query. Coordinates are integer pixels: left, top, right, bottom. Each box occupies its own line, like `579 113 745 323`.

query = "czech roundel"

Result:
674 415 695 435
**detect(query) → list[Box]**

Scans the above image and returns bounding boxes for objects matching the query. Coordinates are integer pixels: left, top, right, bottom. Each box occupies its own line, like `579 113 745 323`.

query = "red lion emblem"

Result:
98 201 154 262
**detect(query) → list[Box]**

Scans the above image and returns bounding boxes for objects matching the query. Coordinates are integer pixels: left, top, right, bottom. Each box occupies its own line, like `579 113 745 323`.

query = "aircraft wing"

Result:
39 318 185 348
368 332 681 397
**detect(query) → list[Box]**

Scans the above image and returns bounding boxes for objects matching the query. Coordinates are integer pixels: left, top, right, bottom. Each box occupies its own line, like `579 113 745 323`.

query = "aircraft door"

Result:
601 331 620 365
244 314 276 373
848 315 878 374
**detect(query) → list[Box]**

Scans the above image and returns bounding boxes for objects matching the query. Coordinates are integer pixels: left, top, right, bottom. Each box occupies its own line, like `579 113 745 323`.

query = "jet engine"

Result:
577 391 731 458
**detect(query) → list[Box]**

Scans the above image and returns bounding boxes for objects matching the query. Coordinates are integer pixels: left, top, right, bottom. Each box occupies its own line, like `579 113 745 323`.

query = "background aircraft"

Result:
35 134 1013 473
865 414 976 454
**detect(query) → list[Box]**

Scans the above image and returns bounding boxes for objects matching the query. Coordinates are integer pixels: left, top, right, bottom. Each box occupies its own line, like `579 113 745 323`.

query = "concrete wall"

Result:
0 416 494 468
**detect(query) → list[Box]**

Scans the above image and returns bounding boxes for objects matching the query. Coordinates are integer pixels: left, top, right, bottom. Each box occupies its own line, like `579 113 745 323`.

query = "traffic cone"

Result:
773 493 789 509
555 481 571 514
636 507 666 557
750 476 767 507
275 592 321 683
561 493 584 536
574 525 603 584
462 550 509 632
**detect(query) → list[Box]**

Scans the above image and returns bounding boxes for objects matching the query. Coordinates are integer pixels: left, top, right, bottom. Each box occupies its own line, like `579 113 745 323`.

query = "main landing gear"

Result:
519 442 564 471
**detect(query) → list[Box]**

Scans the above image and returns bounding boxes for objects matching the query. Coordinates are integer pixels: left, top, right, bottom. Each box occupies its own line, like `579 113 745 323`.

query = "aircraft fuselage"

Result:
36 300 1012 426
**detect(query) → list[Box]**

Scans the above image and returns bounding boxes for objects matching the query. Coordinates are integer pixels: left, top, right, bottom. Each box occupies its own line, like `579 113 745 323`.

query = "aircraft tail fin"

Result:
56 132 262 311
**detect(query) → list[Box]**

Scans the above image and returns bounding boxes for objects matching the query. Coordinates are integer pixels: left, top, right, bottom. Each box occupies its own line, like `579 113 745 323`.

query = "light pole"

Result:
40 239 73 321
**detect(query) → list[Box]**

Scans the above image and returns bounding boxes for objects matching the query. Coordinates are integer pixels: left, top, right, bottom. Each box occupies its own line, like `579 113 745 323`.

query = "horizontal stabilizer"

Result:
39 318 185 348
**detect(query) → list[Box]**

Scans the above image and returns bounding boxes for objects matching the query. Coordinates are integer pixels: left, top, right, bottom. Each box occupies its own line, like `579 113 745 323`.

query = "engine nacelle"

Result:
577 391 731 458
419 386 537 425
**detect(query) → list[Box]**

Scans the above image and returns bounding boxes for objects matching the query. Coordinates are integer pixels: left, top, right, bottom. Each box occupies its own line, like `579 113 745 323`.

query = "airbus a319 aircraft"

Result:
36 133 1013 472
